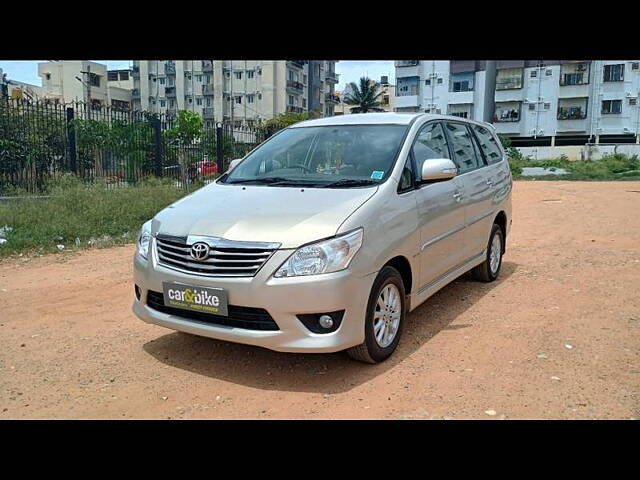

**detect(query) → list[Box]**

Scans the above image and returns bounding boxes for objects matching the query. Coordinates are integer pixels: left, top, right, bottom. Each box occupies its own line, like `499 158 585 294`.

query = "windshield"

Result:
222 124 408 187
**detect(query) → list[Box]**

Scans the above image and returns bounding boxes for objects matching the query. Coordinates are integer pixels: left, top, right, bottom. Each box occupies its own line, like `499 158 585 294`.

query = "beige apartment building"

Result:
335 76 395 115
132 60 338 126
36 61 133 109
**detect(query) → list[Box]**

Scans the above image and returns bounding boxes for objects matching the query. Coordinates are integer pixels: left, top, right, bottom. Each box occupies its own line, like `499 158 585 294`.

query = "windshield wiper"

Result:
321 179 379 188
226 177 291 185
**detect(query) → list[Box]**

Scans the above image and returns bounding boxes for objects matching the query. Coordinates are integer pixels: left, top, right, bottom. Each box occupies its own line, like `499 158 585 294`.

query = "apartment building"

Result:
492 60 640 145
132 60 338 126
335 76 395 115
395 60 640 145
36 61 132 109
394 60 496 122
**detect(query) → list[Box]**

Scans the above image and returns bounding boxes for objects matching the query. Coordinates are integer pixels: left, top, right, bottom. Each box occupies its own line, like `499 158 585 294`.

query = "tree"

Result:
163 110 203 188
257 109 322 138
344 77 384 113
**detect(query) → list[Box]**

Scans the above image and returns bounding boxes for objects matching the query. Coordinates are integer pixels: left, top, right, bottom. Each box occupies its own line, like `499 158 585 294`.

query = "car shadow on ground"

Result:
143 261 518 394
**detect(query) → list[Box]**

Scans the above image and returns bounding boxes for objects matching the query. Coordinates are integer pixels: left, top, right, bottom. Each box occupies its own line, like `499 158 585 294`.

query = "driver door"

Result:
412 121 467 289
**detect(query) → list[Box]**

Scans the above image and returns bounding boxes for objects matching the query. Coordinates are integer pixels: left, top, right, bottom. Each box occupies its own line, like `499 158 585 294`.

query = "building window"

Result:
288 94 294 105
629 98 637 106
303 74 307 84
246 70 254 79
603 64 624 82
234 71 242 80
601 99 622 114
302 98 306 108
160 100 166 107
528 104 536 111
206 98 211 106
545 69 552 76
247 94 254 103
632 62 639 71
159 78 165 85
451 80 472 92
169 100 175 107
89 73 100 87
205 75 210 83
437 78 443 84
45 73 51 80
196 75 202 82
425 79 431 86
120 71 129 81
450 111 468 118
235 96 242 104
258 93 262 100
188 98 192 103
383 95 389 105
496 68 523 90
108 71 118 81
196 98 202 105
530 70 538 78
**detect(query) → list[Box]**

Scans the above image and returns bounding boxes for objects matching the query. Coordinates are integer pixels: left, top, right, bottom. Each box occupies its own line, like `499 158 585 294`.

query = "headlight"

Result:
137 220 152 260
274 228 363 278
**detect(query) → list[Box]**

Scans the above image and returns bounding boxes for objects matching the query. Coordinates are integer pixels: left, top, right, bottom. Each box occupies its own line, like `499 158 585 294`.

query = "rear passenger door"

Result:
471 123 511 204
443 121 494 261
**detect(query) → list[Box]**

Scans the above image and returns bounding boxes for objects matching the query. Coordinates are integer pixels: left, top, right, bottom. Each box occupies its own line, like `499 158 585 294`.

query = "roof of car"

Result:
289 112 494 130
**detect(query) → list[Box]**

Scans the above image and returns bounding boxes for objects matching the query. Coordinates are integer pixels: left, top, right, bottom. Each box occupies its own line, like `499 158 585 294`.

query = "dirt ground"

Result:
1 181 639 419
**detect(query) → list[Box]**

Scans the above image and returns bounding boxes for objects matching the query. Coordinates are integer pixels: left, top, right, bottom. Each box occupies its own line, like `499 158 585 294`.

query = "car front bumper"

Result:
132 238 375 353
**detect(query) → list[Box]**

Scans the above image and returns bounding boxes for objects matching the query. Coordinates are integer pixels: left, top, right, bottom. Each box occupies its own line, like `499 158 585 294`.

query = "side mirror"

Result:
227 158 242 172
421 158 458 182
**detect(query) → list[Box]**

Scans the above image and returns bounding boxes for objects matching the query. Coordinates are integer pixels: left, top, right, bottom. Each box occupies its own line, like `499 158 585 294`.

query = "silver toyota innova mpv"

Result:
132 113 512 363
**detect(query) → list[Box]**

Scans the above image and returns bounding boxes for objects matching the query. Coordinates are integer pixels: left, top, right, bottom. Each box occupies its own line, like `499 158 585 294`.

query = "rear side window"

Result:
472 125 504 165
411 122 450 181
444 122 482 174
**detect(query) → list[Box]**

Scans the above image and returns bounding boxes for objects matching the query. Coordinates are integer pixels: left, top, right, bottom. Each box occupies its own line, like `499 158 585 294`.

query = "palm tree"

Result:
344 77 384 113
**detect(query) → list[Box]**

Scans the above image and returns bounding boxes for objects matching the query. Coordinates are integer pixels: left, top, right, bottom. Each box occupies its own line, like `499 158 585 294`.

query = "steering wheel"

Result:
288 164 313 173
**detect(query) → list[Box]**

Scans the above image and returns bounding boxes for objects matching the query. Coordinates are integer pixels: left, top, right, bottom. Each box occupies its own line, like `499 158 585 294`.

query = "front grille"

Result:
146 290 279 331
155 234 278 277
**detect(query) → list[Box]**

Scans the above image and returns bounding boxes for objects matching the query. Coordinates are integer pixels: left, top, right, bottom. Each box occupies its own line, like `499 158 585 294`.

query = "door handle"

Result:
486 179 494 187
453 191 462 202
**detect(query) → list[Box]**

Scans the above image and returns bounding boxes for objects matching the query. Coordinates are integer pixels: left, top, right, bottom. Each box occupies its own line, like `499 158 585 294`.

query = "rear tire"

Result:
471 223 504 282
347 266 406 364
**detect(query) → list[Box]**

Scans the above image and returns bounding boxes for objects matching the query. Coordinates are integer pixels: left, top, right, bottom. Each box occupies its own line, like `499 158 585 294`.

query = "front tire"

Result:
471 223 504 282
347 266 406 364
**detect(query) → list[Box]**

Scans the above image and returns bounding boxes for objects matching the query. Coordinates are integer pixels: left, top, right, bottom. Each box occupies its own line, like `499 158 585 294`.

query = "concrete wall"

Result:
517 143 640 161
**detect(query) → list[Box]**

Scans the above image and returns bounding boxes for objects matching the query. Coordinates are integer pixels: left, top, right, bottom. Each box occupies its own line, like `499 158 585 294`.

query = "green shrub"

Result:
0 180 187 257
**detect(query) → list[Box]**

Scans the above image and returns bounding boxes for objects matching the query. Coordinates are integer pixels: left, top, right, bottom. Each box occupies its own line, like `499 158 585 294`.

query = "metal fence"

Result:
0 98 270 194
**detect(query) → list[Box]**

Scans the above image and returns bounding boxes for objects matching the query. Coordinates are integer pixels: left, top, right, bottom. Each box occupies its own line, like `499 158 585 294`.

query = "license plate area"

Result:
162 282 228 317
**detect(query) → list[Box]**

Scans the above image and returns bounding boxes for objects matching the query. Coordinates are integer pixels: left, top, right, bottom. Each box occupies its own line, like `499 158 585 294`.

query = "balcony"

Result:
164 62 176 75
286 80 304 93
131 88 140 99
557 106 587 121
165 87 176 98
202 107 215 119
288 60 305 69
395 61 419 67
395 95 419 109
325 72 338 83
202 85 214 95
325 93 339 104
495 77 523 90
494 103 521 123
287 105 304 113
202 61 213 72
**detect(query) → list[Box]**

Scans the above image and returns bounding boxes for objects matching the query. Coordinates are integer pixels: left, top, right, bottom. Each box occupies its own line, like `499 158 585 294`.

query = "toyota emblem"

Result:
190 242 210 261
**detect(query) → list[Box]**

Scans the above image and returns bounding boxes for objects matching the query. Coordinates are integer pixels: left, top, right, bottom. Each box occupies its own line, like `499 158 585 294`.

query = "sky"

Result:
0 60 393 92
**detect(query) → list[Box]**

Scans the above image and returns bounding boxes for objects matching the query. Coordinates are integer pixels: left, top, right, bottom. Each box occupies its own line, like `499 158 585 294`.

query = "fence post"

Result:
216 123 224 172
151 117 163 177
66 107 77 173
